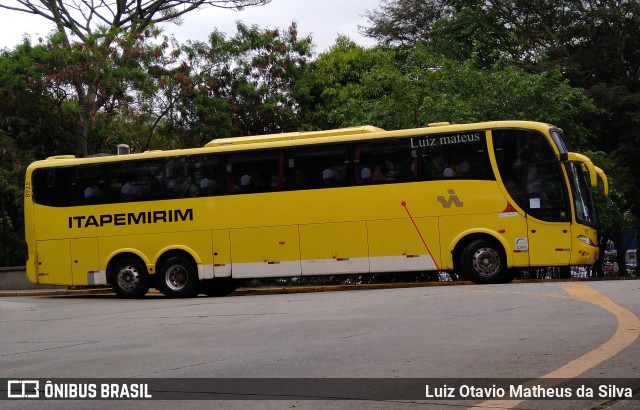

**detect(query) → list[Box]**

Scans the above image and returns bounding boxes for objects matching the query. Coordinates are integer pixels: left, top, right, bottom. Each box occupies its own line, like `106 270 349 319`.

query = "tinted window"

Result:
414 131 493 180
354 139 418 185
287 144 350 189
164 157 200 199
73 165 106 205
194 155 225 197
32 167 72 207
522 162 569 222
227 150 284 194
566 162 596 226
493 129 569 221
33 166 107 207
107 159 164 203
32 132 497 208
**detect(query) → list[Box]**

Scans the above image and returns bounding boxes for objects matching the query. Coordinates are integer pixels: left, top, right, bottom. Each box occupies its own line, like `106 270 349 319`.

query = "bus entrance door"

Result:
526 218 571 267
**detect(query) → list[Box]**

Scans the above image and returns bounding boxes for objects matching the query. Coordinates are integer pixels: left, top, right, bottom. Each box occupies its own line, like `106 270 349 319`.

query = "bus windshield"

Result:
565 162 597 226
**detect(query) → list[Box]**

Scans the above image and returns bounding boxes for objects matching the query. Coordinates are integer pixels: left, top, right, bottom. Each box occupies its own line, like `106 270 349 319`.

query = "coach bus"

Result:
24 121 608 298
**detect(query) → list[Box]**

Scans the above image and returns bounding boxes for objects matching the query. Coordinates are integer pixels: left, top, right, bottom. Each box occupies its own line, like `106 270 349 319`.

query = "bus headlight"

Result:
577 235 596 246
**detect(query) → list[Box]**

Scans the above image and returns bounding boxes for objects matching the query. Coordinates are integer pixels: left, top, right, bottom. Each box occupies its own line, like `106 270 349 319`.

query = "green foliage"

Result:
165 22 313 147
298 37 402 129
300 41 595 140
0 130 32 265
0 41 77 155
42 27 176 155
0 43 71 265
427 7 522 66
360 0 453 46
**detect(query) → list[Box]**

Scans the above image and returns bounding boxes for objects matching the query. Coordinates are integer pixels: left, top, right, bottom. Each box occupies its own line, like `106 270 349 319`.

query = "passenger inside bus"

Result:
360 167 372 183
84 184 104 204
372 164 392 182
322 168 338 187
166 166 198 198
121 180 142 201
239 174 254 192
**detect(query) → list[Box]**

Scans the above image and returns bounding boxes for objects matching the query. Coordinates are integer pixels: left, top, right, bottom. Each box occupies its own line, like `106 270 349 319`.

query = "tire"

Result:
501 270 515 283
199 279 238 297
156 256 199 298
460 239 506 284
110 257 150 299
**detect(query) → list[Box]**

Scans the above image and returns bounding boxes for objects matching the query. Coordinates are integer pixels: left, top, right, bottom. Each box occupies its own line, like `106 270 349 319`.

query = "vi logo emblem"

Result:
437 189 463 208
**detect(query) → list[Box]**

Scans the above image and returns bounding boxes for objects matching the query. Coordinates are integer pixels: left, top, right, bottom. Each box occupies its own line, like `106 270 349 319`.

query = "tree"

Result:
0 41 79 266
300 40 595 137
165 22 313 147
0 0 272 156
360 0 453 46
297 37 403 130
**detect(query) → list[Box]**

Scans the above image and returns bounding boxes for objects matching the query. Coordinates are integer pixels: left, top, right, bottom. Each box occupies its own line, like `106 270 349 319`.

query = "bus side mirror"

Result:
594 166 609 196
566 152 597 188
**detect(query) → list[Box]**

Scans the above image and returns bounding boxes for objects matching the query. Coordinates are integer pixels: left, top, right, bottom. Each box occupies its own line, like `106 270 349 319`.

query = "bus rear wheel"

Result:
199 279 238 297
110 257 150 299
156 256 199 298
460 239 506 284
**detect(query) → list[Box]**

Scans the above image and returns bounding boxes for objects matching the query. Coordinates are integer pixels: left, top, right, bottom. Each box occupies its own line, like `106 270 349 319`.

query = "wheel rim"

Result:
164 264 189 291
472 247 501 278
117 265 140 291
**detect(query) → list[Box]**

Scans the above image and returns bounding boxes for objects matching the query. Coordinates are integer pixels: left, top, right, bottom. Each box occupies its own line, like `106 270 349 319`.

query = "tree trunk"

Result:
73 86 98 158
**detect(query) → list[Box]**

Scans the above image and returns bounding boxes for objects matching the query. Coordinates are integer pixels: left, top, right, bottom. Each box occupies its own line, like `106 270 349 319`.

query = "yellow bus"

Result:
23 121 608 298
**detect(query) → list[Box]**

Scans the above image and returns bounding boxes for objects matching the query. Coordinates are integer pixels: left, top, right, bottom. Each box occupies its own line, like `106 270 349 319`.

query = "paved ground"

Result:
0 279 638 409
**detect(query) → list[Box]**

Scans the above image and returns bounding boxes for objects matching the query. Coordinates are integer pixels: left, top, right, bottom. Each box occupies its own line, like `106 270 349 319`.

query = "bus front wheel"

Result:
460 239 506 284
156 256 199 298
110 257 150 299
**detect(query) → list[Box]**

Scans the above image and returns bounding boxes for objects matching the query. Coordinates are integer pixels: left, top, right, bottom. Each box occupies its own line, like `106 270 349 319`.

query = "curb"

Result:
234 280 472 296
0 276 636 298
0 288 114 297
0 282 460 298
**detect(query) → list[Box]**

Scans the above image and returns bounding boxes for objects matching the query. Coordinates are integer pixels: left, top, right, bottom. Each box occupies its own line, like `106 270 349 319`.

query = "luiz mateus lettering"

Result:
410 132 481 148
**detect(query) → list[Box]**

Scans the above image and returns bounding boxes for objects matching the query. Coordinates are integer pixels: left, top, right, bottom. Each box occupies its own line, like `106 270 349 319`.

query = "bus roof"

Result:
205 125 385 147
27 120 556 170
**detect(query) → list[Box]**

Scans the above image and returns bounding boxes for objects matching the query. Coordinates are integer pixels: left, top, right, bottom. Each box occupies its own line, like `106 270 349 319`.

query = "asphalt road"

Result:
0 280 638 409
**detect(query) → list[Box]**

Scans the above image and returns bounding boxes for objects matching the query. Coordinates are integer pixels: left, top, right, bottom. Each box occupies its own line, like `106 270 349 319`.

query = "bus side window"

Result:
195 155 224 197
164 157 198 199
361 138 418 184
108 159 163 203
420 131 493 181
288 144 350 190
354 139 417 185
32 167 72 207
73 165 106 205
228 150 283 194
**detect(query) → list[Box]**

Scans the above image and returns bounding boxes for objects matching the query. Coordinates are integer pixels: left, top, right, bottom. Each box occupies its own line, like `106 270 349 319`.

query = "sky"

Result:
0 0 381 53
